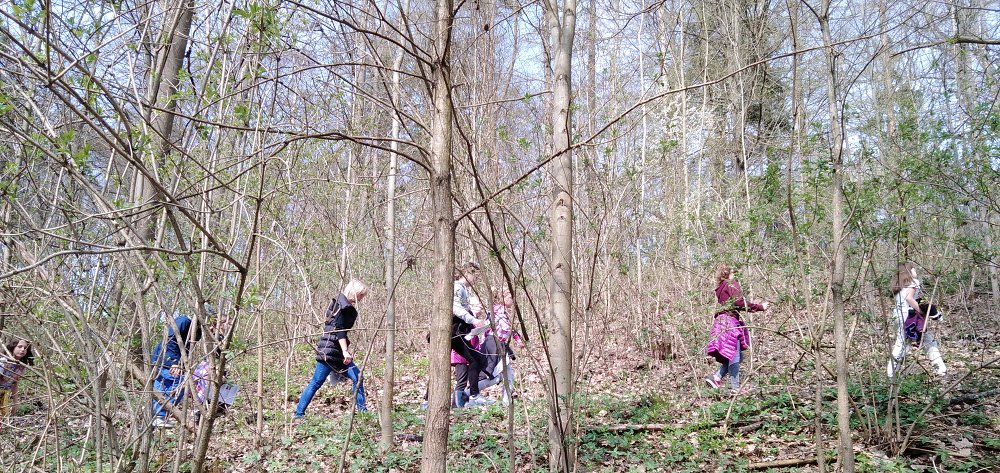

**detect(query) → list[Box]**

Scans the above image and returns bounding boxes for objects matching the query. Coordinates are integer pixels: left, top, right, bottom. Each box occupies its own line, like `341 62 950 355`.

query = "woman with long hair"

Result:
887 263 946 378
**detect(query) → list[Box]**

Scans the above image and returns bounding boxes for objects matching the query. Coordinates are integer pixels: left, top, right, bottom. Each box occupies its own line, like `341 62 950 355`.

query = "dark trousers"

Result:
451 331 487 396
481 335 508 377
454 364 470 393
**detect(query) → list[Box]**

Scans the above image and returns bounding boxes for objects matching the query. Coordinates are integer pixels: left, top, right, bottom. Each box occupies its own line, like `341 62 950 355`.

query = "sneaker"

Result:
705 377 721 389
466 395 495 407
453 391 467 408
152 417 176 429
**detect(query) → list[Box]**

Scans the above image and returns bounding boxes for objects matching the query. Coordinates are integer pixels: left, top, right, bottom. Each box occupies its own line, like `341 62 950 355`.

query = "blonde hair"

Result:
343 279 369 303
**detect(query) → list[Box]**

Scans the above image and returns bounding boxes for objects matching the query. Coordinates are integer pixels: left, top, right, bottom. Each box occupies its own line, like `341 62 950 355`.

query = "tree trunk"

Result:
133 1 195 469
819 1 856 471
132 0 194 242
544 0 577 471
636 10 647 303
420 0 456 471
785 0 823 469
950 4 999 305
380 5 406 449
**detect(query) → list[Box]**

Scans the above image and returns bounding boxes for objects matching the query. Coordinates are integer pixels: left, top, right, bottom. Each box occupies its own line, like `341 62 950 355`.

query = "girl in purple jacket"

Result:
705 264 767 394
1 338 33 424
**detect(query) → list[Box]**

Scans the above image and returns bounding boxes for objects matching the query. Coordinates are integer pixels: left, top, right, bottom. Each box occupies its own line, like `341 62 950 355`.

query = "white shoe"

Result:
466 395 495 407
153 417 176 429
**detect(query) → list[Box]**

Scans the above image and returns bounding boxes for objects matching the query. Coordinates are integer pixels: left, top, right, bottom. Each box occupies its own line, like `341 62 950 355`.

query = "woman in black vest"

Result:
295 279 369 417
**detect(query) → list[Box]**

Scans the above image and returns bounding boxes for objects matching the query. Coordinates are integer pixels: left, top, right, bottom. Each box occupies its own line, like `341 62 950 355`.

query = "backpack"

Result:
903 299 942 344
902 311 925 344
918 300 942 320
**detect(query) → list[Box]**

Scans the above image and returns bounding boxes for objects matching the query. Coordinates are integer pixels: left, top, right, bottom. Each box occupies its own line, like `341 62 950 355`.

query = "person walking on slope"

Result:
705 264 768 395
474 286 522 405
887 262 946 378
450 296 485 408
295 279 370 417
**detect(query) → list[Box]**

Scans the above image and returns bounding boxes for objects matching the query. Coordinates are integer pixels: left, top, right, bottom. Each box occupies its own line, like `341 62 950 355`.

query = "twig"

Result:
948 387 1000 406
586 423 670 433
736 420 766 434
747 457 818 469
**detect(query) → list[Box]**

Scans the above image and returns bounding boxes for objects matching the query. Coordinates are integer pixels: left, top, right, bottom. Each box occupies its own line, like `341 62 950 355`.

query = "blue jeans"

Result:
716 354 742 390
295 361 366 416
152 369 184 418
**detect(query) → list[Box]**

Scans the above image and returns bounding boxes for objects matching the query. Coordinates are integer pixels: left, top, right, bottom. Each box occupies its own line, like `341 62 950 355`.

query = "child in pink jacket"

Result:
705 264 767 394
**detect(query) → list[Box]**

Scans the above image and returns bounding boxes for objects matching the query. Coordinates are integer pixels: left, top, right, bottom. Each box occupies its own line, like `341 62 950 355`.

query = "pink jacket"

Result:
705 313 749 362
450 335 480 365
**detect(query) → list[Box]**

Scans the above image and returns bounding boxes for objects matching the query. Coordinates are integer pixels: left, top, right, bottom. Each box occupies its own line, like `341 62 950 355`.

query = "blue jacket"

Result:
151 315 199 370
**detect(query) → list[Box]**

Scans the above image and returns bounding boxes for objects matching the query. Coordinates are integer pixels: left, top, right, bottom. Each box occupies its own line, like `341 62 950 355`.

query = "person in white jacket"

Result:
887 263 946 378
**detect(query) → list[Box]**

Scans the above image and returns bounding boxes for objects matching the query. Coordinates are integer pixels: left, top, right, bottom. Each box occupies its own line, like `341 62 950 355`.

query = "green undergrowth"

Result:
232 389 827 472
5 379 997 472
5 354 997 472
253 383 998 472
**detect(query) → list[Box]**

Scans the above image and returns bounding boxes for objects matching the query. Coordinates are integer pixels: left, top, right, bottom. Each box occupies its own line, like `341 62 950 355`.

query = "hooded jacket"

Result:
715 279 765 314
151 315 200 370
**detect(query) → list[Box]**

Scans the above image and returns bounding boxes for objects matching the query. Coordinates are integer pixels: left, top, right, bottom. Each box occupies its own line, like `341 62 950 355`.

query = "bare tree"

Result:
421 0 458 470
133 0 195 243
542 0 577 470
380 0 408 452
814 0 856 470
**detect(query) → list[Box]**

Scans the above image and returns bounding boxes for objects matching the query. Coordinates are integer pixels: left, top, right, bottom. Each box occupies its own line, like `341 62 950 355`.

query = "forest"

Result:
0 0 998 471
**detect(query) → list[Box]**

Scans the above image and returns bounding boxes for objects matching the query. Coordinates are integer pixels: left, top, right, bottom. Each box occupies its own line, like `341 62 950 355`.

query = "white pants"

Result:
887 310 946 377
469 356 516 405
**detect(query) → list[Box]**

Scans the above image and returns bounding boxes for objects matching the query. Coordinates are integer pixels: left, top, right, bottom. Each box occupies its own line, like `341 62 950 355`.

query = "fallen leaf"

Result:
952 437 974 449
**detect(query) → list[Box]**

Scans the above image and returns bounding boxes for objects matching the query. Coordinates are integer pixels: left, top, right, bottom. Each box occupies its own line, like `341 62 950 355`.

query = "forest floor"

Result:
2 306 999 472
179 340 1000 473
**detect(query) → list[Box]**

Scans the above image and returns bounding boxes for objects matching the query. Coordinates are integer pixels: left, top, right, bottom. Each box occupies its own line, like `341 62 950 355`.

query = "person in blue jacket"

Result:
295 279 369 417
151 314 201 428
